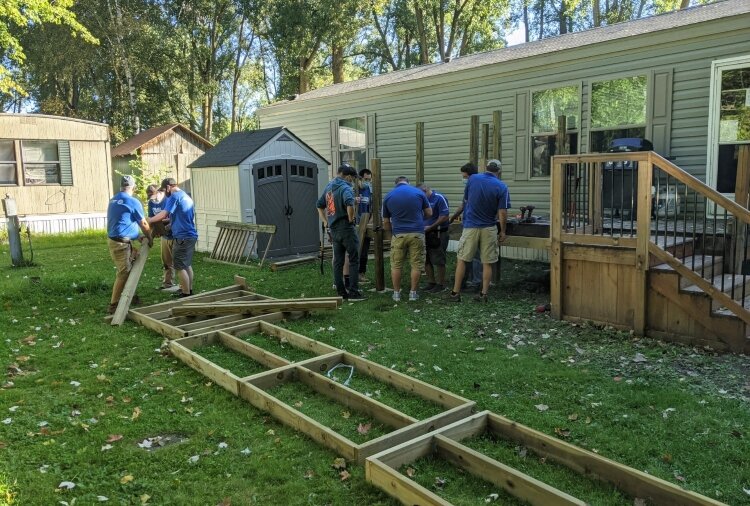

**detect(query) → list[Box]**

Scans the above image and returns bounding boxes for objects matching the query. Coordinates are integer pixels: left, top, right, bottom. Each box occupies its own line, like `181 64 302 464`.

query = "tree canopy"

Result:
0 0 709 142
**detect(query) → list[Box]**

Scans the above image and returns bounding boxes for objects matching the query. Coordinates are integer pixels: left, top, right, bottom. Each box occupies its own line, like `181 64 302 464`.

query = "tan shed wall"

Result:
192 167 241 252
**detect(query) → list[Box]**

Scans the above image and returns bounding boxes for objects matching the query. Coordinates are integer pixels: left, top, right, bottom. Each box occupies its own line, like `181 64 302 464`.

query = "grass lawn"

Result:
1 231 749 505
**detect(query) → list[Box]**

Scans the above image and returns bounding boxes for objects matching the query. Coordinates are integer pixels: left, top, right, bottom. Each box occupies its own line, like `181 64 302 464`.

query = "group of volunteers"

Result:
105 175 197 314
104 157 508 314
316 159 510 303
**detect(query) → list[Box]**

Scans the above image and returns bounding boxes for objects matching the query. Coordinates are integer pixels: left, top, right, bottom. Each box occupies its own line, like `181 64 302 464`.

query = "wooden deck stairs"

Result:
551 150 750 354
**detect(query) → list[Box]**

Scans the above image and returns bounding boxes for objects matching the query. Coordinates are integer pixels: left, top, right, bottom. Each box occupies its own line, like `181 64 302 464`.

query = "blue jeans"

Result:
331 223 360 294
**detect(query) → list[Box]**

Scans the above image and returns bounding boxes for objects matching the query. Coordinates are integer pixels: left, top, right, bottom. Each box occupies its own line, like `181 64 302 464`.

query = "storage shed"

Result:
0 113 112 233
189 127 329 257
111 123 212 194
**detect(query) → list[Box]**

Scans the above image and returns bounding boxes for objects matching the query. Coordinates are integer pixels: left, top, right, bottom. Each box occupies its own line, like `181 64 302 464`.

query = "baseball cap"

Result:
121 175 136 188
159 177 177 191
487 159 502 171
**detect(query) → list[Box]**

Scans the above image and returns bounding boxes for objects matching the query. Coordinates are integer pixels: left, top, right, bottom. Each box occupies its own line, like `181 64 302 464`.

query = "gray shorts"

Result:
173 237 197 270
425 230 450 266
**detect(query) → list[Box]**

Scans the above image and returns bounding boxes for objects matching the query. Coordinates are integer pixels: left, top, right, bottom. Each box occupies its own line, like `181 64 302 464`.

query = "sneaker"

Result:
421 282 436 291
473 292 489 303
348 290 366 301
444 291 461 302
428 284 445 293
162 285 181 292
409 291 419 302
392 290 401 302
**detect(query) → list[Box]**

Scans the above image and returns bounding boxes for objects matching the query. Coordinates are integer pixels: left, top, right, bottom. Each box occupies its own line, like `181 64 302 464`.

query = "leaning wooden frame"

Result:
166 320 474 465
365 410 725 506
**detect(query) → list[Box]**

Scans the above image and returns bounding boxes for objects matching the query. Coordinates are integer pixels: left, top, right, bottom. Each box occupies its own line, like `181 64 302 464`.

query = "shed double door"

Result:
253 159 319 257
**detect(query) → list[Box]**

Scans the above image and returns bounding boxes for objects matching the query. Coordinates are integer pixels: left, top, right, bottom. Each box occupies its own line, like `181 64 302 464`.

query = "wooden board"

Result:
170 299 341 317
111 242 150 326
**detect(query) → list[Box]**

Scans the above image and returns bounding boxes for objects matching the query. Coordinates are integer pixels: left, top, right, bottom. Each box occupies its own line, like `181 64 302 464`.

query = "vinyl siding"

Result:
192 167 241 252
259 16 750 220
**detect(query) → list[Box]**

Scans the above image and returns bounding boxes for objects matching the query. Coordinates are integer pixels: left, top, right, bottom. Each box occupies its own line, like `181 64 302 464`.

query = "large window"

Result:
716 66 750 193
22 140 60 185
590 75 647 152
530 86 579 177
0 140 17 185
338 117 367 169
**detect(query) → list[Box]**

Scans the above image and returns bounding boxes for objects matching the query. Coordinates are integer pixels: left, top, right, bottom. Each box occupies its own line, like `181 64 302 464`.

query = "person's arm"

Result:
450 201 464 223
148 210 168 224
383 217 392 232
138 218 153 247
347 205 356 223
427 215 448 232
317 207 328 227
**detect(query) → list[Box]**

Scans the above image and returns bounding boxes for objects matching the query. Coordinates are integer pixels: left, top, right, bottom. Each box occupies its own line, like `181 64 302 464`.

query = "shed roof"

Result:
265 0 749 108
112 123 212 157
189 127 329 168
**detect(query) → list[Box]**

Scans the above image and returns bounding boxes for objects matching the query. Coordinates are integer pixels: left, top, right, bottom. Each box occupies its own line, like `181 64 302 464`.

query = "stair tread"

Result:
683 272 750 295
713 297 750 316
651 255 723 273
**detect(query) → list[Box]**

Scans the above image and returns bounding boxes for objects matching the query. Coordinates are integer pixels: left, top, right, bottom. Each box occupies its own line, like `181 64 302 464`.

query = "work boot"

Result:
348 290 366 302
429 284 445 293
473 292 489 303
444 291 461 303
422 282 436 291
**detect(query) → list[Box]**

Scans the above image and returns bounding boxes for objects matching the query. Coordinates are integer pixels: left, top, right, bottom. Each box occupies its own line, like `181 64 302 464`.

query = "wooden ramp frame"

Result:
366 411 724 506
164 320 474 464
210 221 276 268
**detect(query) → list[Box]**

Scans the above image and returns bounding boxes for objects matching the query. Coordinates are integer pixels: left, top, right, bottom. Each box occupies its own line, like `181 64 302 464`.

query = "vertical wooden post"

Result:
550 157 563 319
479 123 489 171
469 115 479 167
733 145 750 273
370 158 385 292
633 154 654 335
2 195 24 267
416 122 424 184
492 110 502 160
556 115 568 156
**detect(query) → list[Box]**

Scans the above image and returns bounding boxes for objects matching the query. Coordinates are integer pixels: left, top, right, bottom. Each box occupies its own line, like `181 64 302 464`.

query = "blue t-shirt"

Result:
316 177 355 228
358 184 372 217
164 189 198 239
463 173 511 229
425 191 450 231
148 198 173 240
382 183 430 236
107 191 145 240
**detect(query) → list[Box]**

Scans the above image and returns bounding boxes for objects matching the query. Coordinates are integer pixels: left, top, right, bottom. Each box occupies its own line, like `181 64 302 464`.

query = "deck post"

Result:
470 115 479 167
370 158 385 292
550 157 564 319
634 155 655 335
415 122 424 184
479 123 489 171
2 195 24 267
732 145 750 274
492 110 502 161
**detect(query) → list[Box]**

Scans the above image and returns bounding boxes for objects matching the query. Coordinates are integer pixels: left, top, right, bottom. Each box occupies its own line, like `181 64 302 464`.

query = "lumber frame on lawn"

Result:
366 411 725 506
170 297 342 317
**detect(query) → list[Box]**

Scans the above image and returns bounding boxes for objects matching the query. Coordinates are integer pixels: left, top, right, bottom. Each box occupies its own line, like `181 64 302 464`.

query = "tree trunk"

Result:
231 17 246 133
680 0 690 9
331 44 345 83
523 2 530 42
413 0 430 64
372 8 398 70
558 0 568 35
538 0 545 39
109 0 140 133
593 0 601 27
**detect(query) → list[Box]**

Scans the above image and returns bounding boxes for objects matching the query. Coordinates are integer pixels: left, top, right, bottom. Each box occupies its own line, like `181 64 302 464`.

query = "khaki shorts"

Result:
391 233 425 271
457 226 499 264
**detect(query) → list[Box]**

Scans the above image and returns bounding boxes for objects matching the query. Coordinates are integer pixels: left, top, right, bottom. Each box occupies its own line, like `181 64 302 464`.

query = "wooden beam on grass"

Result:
258 321 340 356
171 299 342 317
111 242 150 325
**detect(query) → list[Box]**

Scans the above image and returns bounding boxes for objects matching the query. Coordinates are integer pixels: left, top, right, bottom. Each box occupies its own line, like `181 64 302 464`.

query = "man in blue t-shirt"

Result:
417 183 450 293
447 160 510 303
316 164 365 301
149 178 198 298
382 176 432 302
147 185 176 291
106 175 152 314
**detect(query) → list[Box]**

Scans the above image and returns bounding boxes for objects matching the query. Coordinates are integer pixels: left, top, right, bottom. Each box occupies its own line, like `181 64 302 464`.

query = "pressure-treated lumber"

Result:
111 242 150 326
170 298 342 317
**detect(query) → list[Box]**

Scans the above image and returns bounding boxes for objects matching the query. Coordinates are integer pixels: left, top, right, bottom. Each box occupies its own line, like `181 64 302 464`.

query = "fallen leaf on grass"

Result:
240 448 252 455
433 365 442 372
405 467 416 478
140 494 150 504
339 470 351 481
662 408 676 419
303 469 315 479
332 457 346 470
97 496 109 502
293 401 303 408
120 474 134 484
131 407 142 420
434 477 446 489
15 355 30 363
101 444 113 451
633 353 648 363
554 428 571 438
613 376 623 382
216 498 231 506
188 455 200 464
662 453 672 463
743 487 750 496
341 411 351 419
634 499 647 506
265 429 275 436
568 413 578 421
673 472 685 482
106 434 123 443
357 423 372 435
485 493 499 503
535 404 549 412
58 481 76 490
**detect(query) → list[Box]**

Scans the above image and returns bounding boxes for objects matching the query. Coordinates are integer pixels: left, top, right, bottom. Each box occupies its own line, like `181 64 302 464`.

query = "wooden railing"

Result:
551 151 750 330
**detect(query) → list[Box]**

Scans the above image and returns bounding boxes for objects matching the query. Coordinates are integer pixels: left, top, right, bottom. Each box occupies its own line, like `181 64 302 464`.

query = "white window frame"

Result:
706 54 750 198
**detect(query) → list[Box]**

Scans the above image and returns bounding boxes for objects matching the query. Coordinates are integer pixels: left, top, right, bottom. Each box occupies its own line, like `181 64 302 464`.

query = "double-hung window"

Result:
22 141 61 185
589 75 647 153
338 117 367 170
530 86 579 178
0 140 18 185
